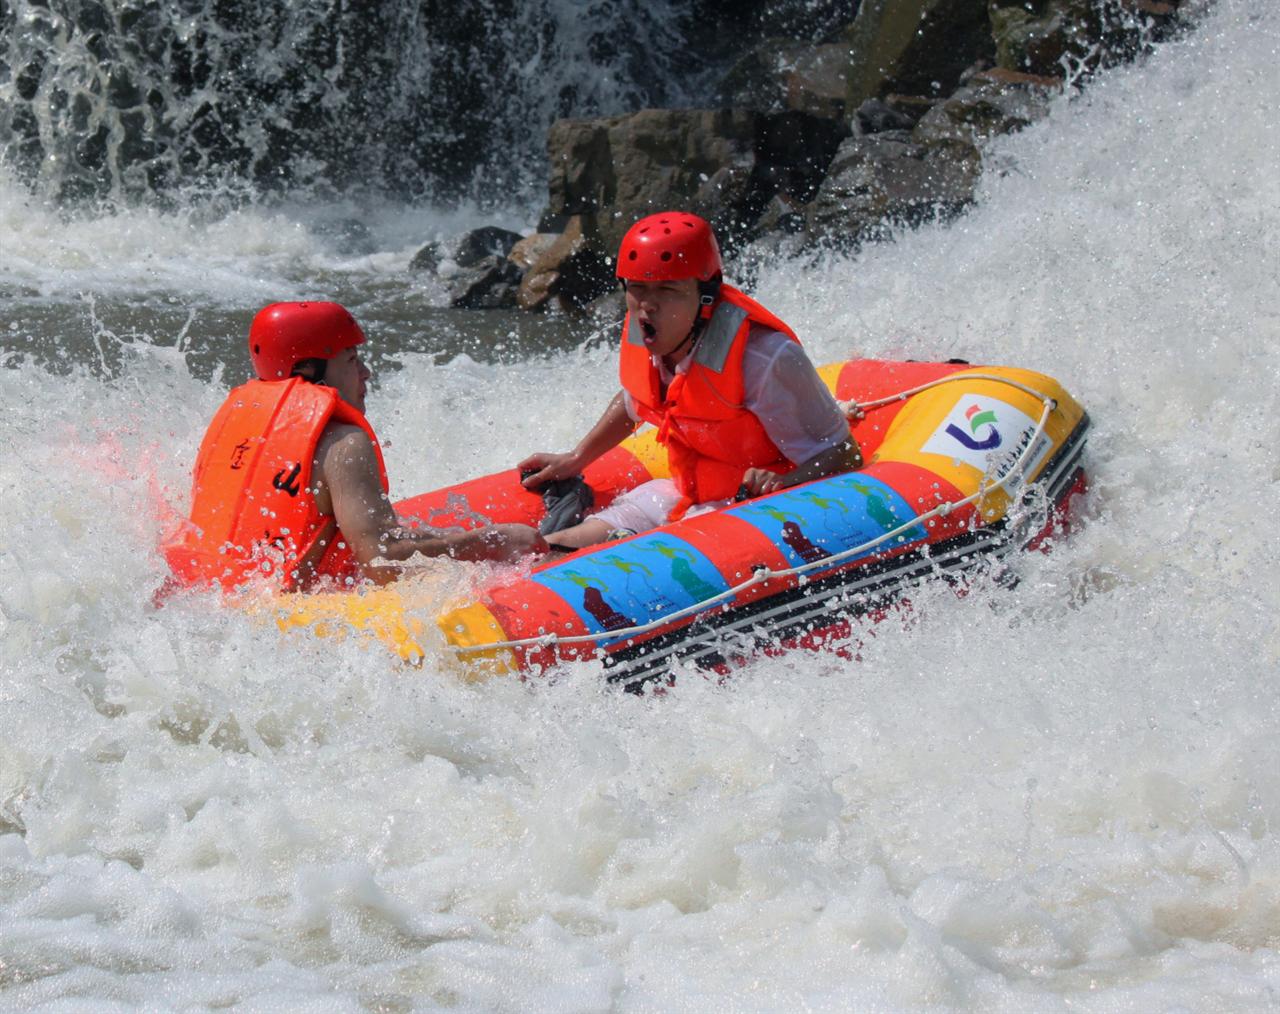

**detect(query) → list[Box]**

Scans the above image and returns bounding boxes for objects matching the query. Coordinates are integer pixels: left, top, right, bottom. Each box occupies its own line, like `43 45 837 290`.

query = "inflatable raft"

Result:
275 358 1089 687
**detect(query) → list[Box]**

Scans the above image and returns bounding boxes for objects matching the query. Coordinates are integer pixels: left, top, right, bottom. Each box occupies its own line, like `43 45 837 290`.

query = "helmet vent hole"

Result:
660 251 672 261
628 250 638 260
663 228 671 234
253 344 260 353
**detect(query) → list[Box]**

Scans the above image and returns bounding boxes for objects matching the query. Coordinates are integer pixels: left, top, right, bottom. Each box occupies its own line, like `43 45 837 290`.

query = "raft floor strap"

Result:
452 374 1059 657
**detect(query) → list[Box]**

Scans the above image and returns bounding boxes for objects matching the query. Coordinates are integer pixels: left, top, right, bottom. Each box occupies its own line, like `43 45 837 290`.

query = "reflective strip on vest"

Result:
693 301 749 374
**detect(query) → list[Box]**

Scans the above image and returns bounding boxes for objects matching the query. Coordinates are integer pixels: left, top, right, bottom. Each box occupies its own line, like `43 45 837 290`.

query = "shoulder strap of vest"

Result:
693 299 749 374
692 284 798 376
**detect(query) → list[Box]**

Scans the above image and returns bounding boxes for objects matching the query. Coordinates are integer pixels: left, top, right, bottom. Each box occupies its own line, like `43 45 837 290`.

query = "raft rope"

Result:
452 372 1059 657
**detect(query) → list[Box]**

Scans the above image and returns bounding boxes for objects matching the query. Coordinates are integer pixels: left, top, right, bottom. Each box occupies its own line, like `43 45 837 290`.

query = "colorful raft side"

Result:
269 359 1089 682
393 422 672 531
434 359 1089 684
271 581 432 665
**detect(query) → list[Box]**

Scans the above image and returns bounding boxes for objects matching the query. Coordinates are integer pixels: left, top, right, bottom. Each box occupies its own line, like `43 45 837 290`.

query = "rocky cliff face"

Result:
416 0 1186 311
2 0 1188 312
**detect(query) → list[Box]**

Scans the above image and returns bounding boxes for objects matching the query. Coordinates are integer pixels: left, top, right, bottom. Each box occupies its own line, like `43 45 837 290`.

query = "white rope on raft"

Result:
451 372 1059 657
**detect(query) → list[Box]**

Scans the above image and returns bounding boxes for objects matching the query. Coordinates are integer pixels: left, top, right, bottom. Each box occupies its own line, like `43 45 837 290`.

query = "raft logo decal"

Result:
947 404 1002 450
923 395 1052 481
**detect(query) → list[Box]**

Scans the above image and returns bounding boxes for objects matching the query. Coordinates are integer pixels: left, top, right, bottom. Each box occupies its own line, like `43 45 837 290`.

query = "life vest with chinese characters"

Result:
161 377 388 592
619 284 800 516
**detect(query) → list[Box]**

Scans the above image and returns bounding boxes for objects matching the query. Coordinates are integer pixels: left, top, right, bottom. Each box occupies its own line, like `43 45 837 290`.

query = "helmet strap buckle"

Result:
697 279 720 320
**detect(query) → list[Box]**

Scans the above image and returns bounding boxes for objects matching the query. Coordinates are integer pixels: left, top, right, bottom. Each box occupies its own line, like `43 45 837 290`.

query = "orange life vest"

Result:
619 284 800 513
161 377 388 592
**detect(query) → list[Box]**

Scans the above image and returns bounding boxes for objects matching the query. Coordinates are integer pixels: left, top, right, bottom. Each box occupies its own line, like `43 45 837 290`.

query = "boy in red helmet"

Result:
518 212 858 549
163 301 543 592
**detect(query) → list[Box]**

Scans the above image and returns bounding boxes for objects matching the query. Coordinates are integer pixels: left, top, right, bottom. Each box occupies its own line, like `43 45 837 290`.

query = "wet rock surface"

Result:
417 0 1188 312
517 216 616 312
543 108 763 254
807 132 982 246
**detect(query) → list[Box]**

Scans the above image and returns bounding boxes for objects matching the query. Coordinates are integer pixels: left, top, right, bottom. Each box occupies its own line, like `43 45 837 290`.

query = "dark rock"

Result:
518 216 616 312
447 254 523 310
718 39 852 119
411 225 524 275
988 0 1091 77
754 192 808 235
855 97 932 135
806 132 981 245
106 68 140 108
77 125 109 172
756 110 849 204
535 210 573 234
409 242 440 273
689 162 762 247
545 108 763 255
690 0 857 47
844 0 995 110
454 226 522 268
15 57 45 102
911 77 1057 147
970 66 1065 89
543 105 852 257
986 0 1181 77
544 119 614 219
116 111 152 162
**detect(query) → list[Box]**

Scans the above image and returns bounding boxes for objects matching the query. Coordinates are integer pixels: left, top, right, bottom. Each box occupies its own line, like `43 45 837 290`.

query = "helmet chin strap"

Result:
679 277 722 354
667 294 716 362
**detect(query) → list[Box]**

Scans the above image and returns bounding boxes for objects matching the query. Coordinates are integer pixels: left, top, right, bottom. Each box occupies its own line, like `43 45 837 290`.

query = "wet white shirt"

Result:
622 325 849 463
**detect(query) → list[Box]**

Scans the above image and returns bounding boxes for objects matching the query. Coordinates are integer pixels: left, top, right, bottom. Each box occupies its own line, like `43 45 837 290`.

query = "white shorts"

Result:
588 478 728 534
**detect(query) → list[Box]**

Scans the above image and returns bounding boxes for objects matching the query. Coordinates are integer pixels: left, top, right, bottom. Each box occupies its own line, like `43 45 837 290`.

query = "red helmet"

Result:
248 301 365 380
616 211 723 283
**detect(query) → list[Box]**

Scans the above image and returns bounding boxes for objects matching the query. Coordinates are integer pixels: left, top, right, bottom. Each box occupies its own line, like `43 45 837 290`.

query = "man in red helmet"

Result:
518 212 858 549
163 301 542 592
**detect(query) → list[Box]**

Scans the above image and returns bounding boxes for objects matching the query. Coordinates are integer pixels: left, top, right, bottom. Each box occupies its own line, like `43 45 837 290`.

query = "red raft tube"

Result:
389 358 1089 690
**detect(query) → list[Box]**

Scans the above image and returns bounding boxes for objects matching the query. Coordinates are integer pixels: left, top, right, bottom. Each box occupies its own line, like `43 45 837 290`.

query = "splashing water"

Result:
0 0 701 205
3 0 1280 1008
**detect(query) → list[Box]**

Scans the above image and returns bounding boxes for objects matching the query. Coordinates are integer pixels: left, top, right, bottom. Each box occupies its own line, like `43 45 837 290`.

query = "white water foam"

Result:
4 1 1280 1009
0 170 524 305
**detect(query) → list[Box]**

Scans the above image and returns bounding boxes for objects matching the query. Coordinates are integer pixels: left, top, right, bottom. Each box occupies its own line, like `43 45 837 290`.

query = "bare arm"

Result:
517 391 637 489
319 428 545 582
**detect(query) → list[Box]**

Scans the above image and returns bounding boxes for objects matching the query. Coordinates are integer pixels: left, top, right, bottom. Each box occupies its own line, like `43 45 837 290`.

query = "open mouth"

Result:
640 320 657 344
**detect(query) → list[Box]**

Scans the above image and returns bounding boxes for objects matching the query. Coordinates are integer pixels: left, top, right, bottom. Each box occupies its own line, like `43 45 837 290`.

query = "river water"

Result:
4 0 1280 1009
